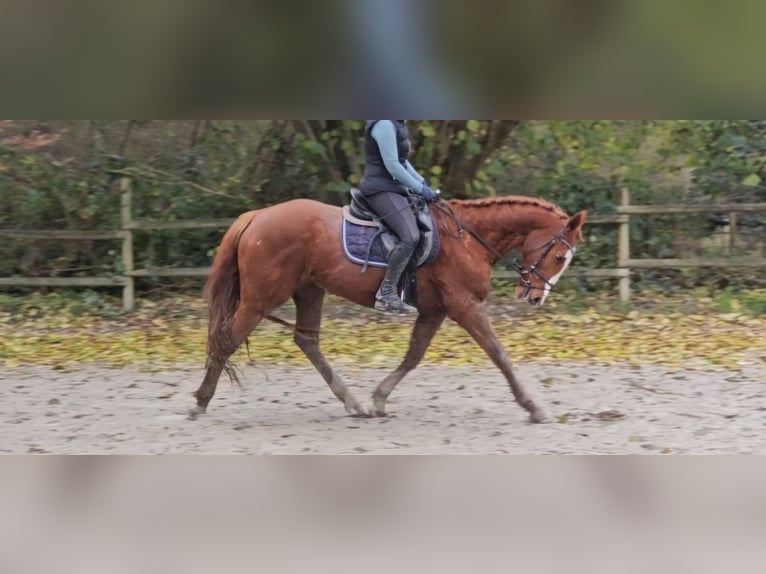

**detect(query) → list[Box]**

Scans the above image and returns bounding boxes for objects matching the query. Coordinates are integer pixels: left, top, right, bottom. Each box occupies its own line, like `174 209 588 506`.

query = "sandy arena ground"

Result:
2 360 765 454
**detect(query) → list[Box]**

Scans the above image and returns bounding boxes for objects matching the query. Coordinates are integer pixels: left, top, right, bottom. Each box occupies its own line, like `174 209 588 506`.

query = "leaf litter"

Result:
2 292 765 372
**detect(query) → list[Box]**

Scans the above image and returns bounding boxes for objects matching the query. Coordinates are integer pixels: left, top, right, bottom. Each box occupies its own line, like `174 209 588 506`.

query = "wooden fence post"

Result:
618 186 631 302
120 177 135 311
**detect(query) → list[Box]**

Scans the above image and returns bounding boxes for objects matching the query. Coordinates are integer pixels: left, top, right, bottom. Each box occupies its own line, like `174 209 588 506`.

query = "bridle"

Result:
430 198 576 299
515 228 577 299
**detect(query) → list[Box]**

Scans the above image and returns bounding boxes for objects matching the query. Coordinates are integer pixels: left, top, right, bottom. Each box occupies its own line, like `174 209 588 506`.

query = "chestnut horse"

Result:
191 195 587 423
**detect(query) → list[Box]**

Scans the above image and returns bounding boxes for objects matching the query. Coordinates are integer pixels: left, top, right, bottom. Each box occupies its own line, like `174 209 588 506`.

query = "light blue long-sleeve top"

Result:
370 120 427 194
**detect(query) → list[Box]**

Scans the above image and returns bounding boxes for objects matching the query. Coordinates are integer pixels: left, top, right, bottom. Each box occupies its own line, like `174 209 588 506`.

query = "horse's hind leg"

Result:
293 282 367 417
372 311 446 417
190 304 263 418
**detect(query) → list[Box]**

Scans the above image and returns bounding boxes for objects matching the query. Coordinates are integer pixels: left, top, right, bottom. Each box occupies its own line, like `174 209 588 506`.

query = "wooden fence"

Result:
1 178 765 310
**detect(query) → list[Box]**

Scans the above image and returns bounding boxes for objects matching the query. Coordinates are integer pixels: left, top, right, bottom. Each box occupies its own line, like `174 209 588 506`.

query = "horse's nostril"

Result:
531 296 542 305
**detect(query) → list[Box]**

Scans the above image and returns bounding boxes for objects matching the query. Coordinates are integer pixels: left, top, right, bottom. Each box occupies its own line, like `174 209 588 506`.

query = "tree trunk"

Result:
287 120 520 198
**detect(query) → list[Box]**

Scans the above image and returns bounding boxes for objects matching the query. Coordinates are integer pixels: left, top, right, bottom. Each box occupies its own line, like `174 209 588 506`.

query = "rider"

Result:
359 120 438 314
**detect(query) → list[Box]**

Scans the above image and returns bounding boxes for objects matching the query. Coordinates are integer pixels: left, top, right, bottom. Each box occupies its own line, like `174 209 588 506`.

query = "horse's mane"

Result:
450 195 569 221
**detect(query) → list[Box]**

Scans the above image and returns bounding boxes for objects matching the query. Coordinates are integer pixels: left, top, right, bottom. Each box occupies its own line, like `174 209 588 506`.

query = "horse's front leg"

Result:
450 303 548 424
372 311 446 417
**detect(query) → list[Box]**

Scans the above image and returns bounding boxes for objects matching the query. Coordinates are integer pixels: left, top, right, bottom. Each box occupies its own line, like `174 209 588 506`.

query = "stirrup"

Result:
375 293 417 314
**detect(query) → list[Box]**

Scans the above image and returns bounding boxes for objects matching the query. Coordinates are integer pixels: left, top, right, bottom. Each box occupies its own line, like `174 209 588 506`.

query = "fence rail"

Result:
126 219 236 231
0 230 127 240
618 203 766 215
2 177 766 309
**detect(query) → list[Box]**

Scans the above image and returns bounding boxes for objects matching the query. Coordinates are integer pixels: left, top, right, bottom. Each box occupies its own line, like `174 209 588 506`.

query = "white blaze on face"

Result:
538 248 574 306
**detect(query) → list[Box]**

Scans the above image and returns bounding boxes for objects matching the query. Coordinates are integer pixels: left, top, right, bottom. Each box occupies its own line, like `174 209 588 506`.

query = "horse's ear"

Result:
566 210 587 241
567 210 588 232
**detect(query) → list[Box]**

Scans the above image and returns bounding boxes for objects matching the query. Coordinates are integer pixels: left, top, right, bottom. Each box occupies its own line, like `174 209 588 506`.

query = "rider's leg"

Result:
364 191 419 314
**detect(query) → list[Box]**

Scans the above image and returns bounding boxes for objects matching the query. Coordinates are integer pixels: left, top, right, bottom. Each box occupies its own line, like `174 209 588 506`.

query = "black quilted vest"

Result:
360 120 411 195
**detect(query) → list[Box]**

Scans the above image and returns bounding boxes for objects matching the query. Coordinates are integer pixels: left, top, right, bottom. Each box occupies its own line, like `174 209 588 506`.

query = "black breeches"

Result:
364 191 419 247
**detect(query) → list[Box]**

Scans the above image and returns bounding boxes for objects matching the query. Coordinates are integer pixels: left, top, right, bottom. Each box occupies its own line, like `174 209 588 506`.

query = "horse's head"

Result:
516 210 587 306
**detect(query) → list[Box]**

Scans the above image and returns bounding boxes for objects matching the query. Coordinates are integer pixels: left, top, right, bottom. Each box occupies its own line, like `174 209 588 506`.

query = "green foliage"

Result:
669 120 766 201
716 287 736 313
741 291 766 316
2 120 766 295
275 120 518 200
714 287 766 316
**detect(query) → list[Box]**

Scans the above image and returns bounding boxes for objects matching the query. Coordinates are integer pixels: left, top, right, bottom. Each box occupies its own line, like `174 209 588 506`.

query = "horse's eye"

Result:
555 255 565 263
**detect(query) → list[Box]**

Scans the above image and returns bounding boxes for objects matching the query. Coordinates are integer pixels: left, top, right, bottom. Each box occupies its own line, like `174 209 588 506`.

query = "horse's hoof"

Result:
187 406 206 421
344 399 369 418
371 396 388 418
529 410 550 424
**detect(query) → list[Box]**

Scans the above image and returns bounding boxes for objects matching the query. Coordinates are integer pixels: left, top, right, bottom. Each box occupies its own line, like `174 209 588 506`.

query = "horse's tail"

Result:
204 211 257 383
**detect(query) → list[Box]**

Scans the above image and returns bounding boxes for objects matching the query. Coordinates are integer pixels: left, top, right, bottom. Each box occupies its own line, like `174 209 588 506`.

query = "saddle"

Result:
342 188 441 307
348 188 379 221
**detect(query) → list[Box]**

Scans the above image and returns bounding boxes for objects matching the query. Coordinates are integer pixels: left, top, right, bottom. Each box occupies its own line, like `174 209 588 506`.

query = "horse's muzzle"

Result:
516 285 546 307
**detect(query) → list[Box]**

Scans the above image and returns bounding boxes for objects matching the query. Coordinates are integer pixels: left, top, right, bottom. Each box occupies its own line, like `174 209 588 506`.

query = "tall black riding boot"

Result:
375 242 418 314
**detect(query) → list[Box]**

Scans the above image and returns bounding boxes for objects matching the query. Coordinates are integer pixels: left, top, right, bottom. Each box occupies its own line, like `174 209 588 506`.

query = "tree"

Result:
669 120 766 202
258 120 521 203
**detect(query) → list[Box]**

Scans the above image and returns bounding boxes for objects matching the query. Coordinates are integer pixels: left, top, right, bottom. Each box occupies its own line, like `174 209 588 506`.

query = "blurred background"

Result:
1 456 765 573
2 0 766 116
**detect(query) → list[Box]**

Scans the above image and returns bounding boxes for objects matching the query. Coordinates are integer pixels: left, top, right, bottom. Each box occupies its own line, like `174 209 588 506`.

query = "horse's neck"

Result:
450 201 565 262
